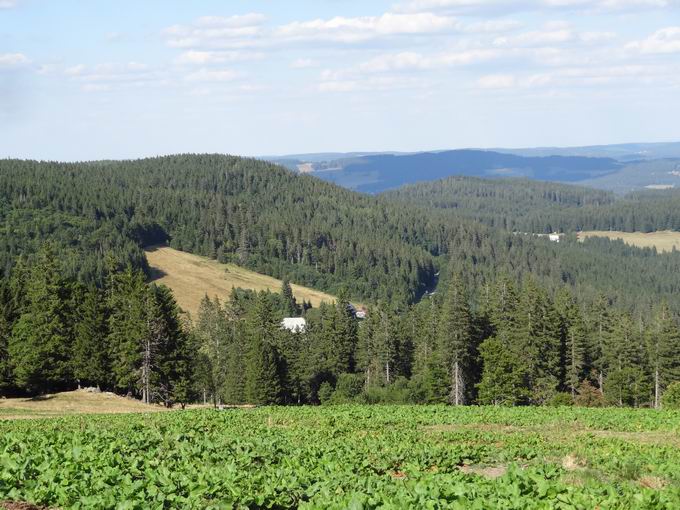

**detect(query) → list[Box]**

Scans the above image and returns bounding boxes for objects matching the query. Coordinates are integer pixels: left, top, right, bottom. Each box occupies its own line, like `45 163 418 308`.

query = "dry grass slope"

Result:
0 390 167 420
145 245 338 317
579 230 680 253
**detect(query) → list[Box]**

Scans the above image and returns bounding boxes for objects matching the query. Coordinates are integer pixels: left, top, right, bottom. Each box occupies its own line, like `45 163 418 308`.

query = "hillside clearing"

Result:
579 230 680 253
145 245 338 317
0 390 167 420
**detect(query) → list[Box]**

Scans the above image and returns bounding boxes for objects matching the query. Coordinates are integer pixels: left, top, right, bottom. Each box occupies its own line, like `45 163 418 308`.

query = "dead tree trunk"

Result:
450 360 465 406
655 368 660 409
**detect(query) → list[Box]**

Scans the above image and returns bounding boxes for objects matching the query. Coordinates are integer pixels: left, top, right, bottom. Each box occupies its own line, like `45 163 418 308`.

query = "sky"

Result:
1 0 679 161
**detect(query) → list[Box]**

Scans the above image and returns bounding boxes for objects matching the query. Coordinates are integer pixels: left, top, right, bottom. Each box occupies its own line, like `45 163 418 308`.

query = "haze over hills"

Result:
266 142 680 194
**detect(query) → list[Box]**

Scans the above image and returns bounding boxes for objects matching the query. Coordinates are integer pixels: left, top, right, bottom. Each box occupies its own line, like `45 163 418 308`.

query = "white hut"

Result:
281 317 307 333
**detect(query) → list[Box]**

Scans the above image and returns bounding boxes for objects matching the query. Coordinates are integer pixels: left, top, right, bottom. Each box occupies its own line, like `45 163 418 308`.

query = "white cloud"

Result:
394 0 679 13
194 14 267 28
626 27 680 54
64 64 86 76
579 31 616 43
164 11 465 55
175 50 263 65
0 0 16 8
164 13 266 49
359 48 501 72
64 62 164 91
0 52 29 68
476 63 679 91
318 74 425 93
290 58 318 69
477 73 516 88
184 68 241 82
82 83 112 93
464 19 521 33
394 0 529 15
275 13 460 43
494 27 574 47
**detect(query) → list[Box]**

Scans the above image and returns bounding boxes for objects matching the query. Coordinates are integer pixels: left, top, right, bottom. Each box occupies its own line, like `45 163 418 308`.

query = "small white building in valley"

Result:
281 317 307 333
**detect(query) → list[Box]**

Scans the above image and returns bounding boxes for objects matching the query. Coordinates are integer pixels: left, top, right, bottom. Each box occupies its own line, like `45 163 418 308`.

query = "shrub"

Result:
574 381 605 408
547 392 573 407
318 382 334 404
662 381 680 410
333 373 365 403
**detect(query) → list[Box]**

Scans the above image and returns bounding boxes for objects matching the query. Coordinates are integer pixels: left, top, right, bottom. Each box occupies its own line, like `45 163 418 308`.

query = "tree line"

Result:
2 247 679 408
194 274 680 408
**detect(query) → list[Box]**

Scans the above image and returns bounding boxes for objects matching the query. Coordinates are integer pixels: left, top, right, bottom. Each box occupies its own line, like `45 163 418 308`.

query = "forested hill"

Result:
0 155 433 304
384 176 680 233
3 155 680 311
382 177 615 233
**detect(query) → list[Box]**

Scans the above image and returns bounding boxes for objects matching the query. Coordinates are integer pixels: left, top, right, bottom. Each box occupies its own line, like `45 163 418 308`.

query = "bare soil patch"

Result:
459 464 508 478
1 502 50 510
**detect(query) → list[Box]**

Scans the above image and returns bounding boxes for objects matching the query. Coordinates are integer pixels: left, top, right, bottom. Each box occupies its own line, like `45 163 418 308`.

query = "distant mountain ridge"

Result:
264 142 680 194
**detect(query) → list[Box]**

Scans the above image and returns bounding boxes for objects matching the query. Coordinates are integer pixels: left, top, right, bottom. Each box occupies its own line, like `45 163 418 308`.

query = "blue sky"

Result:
1 0 679 161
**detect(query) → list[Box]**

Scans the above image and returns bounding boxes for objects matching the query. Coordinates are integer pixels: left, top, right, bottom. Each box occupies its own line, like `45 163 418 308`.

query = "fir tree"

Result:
195 296 230 406
244 293 282 405
438 276 473 405
330 289 358 375
72 285 109 389
9 245 72 393
477 337 528 406
647 301 680 408
555 289 586 397
281 279 299 316
0 281 12 394
107 267 148 396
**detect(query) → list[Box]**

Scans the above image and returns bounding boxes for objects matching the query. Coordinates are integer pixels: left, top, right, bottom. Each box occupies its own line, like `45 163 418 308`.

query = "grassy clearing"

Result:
145 245 338 317
579 230 680 253
0 390 167 420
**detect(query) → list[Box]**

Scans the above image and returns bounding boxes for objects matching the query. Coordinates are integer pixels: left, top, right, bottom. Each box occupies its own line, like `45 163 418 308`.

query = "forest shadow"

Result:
28 394 55 402
148 266 168 283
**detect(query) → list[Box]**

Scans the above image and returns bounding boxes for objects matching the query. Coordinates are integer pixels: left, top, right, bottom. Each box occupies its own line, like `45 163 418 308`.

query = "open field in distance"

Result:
579 230 680 253
145 245 338 317
0 390 167 420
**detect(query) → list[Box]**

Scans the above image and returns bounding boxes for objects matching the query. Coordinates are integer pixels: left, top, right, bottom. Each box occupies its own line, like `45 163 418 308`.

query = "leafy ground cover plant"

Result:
1 406 679 509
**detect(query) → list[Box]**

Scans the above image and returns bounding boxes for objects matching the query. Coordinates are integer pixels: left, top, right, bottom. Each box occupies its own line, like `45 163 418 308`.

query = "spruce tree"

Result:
195 295 230 406
477 337 528 406
107 267 148 397
647 301 680 408
0 281 12 394
9 245 72 393
603 312 649 405
516 277 561 404
555 289 586 397
330 289 358 375
281 279 299 316
588 294 612 393
244 293 282 405
72 285 110 389
438 276 473 405
150 284 194 407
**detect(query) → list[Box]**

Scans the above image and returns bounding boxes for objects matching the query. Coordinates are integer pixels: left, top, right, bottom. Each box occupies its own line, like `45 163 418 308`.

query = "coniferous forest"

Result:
2 155 680 407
